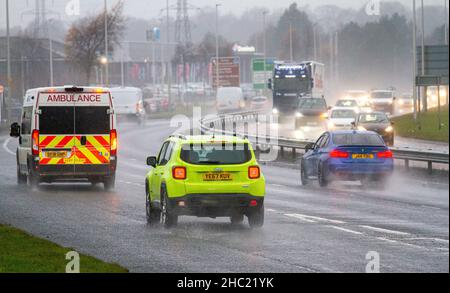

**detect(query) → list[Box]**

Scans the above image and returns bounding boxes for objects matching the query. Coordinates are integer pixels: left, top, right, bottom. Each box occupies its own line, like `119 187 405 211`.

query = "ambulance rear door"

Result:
73 90 113 175
37 90 76 175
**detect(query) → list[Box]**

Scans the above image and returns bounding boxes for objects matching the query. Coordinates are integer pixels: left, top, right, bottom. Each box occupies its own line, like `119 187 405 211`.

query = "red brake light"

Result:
377 150 393 158
172 167 186 180
330 149 349 158
110 129 117 156
32 129 39 156
248 166 260 179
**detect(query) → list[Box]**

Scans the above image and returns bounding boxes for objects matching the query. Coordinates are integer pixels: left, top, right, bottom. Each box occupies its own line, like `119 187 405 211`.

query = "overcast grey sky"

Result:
0 0 448 28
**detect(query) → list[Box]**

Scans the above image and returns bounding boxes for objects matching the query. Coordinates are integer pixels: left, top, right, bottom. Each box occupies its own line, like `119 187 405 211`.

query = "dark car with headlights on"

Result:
353 112 394 146
294 97 328 129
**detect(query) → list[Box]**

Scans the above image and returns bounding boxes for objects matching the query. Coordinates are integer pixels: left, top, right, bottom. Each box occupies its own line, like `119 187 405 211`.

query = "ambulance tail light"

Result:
32 129 39 156
110 129 118 156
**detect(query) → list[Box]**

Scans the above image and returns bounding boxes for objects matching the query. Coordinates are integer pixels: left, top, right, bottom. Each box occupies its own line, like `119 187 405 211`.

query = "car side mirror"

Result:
267 79 272 90
146 156 157 168
327 106 332 111
351 121 356 127
305 143 315 152
10 122 20 138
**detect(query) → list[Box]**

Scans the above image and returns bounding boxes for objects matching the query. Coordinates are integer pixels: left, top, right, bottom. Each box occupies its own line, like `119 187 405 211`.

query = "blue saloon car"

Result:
300 130 394 187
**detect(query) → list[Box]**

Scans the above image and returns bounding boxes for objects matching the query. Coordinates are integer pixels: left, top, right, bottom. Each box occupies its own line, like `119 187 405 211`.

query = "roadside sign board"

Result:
415 76 448 86
416 45 449 85
211 57 240 89
252 58 275 90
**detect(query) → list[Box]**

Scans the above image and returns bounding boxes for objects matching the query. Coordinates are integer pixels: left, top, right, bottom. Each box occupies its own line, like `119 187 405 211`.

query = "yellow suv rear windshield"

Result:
180 143 252 165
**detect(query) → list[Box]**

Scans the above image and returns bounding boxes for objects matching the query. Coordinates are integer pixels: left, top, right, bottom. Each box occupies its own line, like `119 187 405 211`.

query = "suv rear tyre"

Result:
248 204 264 228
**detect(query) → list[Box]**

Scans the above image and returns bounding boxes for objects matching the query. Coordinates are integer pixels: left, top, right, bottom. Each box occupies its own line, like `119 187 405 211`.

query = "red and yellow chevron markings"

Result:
39 135 110 165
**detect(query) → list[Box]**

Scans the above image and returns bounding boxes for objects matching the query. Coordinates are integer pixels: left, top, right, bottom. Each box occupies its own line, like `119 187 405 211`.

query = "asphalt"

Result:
0 119 448 273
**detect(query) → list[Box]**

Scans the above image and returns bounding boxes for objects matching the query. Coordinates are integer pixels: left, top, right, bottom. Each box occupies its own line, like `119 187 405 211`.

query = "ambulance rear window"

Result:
39 107 74 135
75 107 110 134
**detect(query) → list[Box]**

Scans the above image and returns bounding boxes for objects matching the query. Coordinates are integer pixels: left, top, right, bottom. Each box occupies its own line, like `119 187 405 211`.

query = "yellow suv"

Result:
145 135 265 228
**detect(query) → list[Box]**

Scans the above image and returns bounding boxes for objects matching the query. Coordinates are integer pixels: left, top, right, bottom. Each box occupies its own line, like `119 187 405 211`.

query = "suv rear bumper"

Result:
168 194 264 218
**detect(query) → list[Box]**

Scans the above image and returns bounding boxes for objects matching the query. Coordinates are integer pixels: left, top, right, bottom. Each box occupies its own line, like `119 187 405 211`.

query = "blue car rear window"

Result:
332 133 384 146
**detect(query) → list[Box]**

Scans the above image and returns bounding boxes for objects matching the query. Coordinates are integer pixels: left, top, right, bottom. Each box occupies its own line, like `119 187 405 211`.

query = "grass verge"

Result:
392 105 449 143
0 224 128 273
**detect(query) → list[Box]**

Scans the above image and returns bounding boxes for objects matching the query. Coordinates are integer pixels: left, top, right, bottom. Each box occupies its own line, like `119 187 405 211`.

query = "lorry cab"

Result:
10 86 117 190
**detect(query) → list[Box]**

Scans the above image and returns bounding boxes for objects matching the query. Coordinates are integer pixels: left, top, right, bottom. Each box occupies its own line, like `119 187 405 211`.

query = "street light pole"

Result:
289 22 294 62
420 0 427 112
313 24 317 61
215 4 221 90
166 0 172 104
48 20 55 87
445 0 449 45
6 0 11 98
413 0 418 120
263 10 268 90
104 0 109 87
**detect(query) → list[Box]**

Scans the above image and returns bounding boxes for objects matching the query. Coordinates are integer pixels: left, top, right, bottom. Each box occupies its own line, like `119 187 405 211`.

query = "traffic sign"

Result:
211 57 240 89
252 58 274 90
416 45 449 85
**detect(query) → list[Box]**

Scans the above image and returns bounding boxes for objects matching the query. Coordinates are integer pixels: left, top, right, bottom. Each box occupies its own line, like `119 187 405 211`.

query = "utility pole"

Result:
215 4 221 90
104 0 109 87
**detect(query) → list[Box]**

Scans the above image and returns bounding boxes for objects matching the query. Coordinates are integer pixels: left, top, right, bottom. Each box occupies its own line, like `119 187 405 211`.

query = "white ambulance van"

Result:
9 86 117 190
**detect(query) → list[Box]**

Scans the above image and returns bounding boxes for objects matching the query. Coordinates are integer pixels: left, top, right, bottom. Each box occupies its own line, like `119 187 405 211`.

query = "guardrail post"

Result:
221 118 225 135
428 162 433 175
280 146 284 158
292 148 297 160
405 159 410 171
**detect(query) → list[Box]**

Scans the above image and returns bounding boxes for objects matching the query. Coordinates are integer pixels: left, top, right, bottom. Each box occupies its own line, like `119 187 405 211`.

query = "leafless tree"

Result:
65 1 125 84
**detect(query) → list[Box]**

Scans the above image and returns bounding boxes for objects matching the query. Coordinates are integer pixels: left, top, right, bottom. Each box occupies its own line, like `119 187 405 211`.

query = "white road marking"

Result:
269 183 285 188
360 225 410 236
376 237 398 244
420 205 442 211
266 209 277 212
327 225 363 235
286 213 346 224
2 137 15 156
376 237 427 250
405 237 449 244
284 214 317 223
